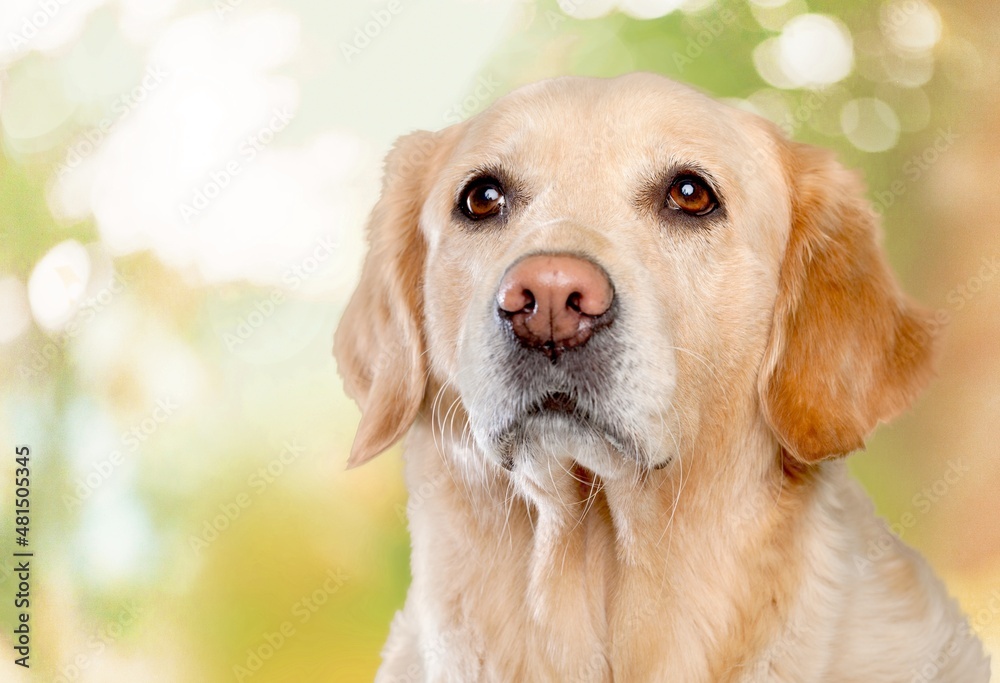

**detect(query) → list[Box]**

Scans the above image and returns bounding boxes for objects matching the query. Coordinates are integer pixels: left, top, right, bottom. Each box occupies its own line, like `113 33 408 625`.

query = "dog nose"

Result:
497 254 614 355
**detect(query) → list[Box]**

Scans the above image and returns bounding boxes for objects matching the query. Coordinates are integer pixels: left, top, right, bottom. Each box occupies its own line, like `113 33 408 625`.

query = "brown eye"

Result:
666 176 717 216
461 178 505 220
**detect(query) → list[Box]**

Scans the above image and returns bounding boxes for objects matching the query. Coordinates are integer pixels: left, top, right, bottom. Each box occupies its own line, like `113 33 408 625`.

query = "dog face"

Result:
335 73 935 491
420 75 790 483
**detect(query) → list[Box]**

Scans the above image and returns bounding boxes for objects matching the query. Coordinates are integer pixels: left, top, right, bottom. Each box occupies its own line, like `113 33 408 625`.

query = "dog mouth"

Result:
531 391 578 415
492 391 645 468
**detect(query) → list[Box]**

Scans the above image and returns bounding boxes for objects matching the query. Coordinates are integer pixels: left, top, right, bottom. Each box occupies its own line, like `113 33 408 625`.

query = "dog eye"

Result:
666 176 717 216
460 177 506 220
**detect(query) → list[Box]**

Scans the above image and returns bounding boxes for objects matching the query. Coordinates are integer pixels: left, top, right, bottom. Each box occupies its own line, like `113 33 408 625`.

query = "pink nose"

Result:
496 254 614 355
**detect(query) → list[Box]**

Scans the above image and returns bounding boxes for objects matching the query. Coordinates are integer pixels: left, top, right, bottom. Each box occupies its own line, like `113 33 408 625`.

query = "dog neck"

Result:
400 392 822 681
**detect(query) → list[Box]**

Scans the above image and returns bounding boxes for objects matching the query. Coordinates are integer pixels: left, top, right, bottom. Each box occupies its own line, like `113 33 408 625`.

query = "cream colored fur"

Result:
335 73 991 682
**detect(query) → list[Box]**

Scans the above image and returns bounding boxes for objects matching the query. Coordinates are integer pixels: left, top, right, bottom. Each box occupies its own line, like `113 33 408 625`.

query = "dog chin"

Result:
488 412 648 481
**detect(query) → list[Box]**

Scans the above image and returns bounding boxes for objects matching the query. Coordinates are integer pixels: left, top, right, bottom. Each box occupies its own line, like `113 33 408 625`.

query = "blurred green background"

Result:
1 0 998 680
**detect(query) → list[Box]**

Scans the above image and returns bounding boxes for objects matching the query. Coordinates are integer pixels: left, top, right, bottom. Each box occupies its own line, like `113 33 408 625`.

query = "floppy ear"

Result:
334 130 450 468
759 140 937 464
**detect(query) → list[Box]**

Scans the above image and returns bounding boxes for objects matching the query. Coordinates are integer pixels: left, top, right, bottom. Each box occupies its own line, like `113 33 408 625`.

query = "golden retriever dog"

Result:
334 73 990 682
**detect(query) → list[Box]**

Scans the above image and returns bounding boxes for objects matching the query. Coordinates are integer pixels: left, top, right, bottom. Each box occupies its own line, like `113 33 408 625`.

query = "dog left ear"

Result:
334 129 455 468
758 139 937 464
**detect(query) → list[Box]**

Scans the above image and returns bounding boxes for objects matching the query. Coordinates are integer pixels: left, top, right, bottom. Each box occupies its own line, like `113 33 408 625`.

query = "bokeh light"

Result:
881 0 943 53
619 0 686 20
841 96 901 152
1 0 999 681
0 276 32 344
27 239 91 331
777 14 854 88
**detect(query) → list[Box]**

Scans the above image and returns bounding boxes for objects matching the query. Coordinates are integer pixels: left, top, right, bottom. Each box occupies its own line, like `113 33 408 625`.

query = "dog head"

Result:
335 73 935 490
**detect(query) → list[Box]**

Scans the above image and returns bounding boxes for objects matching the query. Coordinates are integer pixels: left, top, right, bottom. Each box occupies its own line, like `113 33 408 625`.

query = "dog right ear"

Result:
758 138 937 464
334 130 455 468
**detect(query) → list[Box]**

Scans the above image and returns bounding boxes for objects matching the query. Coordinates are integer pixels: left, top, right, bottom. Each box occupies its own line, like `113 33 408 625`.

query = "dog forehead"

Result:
449 74 769 184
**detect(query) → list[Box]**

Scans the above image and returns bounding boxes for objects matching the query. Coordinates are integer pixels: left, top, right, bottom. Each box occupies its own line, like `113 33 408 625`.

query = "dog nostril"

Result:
498 283 537 315
521 289 536 314
566 292 582 314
